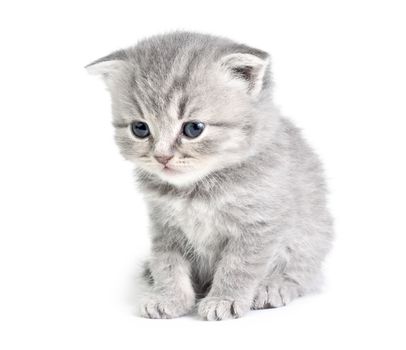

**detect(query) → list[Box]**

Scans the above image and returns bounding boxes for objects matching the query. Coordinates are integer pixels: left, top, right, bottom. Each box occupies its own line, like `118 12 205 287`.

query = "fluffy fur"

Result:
87 32 333 320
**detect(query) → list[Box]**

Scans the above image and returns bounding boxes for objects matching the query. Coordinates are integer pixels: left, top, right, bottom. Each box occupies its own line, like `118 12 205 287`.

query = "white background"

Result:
0 1 405 349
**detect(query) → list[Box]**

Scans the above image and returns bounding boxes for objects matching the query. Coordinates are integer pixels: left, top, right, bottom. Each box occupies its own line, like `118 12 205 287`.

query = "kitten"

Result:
86 32 333 320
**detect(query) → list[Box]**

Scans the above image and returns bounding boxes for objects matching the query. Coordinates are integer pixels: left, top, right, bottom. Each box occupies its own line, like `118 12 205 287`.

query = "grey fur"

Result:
87 32 333 320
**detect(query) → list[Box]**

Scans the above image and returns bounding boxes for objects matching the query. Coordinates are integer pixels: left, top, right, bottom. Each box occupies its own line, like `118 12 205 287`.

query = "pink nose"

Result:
154 155 173 165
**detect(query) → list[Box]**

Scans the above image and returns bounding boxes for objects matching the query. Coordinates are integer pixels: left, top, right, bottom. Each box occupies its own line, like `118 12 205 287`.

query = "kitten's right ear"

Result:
85 50 127 82
219 47 270 97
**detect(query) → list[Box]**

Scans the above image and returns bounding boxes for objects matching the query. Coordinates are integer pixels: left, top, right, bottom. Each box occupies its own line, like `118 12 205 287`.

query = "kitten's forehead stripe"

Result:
166 77 188 100
130 94 145 118
164 48 201 115
178 95 189 120
130 77 152 118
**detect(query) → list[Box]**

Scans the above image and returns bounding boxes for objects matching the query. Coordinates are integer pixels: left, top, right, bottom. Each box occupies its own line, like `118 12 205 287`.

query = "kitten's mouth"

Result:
162 165 179 174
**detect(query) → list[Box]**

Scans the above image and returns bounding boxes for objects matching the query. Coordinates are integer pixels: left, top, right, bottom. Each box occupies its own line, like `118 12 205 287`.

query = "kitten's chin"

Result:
155 168 209 187
136 164 213 187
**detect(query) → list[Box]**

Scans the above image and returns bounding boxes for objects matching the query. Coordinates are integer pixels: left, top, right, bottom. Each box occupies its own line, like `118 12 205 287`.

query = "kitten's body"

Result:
87 32 333 320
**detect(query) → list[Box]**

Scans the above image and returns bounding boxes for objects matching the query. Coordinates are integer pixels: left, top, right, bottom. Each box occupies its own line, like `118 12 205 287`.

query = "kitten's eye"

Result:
183 121 205 138
131 121 150 138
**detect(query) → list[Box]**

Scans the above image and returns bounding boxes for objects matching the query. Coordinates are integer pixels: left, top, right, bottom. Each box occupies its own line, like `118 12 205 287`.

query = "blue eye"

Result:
131 121 150 138
183 121 205 138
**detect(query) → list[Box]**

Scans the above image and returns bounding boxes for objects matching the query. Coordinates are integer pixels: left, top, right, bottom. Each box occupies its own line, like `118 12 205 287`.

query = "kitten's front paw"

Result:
139 293 194 319
198 296 249 321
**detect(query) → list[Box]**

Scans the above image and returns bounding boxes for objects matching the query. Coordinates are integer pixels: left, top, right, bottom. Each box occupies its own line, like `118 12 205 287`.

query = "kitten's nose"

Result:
154 155 173 165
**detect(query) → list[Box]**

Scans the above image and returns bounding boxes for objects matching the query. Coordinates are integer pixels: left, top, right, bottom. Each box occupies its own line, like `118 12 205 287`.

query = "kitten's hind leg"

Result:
252 239 328 310
252 275 303 309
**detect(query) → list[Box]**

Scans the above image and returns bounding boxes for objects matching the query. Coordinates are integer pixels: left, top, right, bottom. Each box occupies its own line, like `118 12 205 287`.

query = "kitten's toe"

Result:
252 285 272 309
139 294 194 319
277 284 301 306
252 281 302 309
198 297 249 321
140 298 163 319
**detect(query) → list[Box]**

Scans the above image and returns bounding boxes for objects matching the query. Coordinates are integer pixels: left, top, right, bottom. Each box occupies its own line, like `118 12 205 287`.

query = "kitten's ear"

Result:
220 50 270 96
85 50 127 82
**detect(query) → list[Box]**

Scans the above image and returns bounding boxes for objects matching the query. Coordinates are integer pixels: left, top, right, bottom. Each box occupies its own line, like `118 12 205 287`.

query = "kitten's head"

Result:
87 32 273 187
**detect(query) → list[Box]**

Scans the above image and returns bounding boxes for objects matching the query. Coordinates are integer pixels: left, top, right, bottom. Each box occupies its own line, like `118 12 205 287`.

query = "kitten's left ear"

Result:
85 50 127 82
220 51 270 97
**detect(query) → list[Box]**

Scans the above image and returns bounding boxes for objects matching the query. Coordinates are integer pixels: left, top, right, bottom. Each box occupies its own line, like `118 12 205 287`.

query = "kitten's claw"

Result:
198 296 249 321
139 294 194 319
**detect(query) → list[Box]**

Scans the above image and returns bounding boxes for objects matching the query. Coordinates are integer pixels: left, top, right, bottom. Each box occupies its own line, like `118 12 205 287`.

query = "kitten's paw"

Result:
252 281 302 309
139 293 194 319
198 296 249 321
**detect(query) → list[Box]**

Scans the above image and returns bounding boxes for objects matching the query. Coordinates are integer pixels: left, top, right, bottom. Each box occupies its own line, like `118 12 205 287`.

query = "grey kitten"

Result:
86 32 333 320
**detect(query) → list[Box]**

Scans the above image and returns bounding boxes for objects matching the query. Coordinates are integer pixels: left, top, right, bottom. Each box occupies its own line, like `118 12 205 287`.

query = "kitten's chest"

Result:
165 197 224 252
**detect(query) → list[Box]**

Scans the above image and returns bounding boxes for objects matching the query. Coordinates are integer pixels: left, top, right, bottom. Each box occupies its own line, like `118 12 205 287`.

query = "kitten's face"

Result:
112 69 259 186
87 34 270 186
